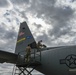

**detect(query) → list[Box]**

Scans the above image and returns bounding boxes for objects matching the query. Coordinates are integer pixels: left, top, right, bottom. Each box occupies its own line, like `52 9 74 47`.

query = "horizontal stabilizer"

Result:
0 50 18 64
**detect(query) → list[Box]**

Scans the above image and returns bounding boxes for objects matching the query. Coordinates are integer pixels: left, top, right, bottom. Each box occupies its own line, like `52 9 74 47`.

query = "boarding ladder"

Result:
12 49 41 75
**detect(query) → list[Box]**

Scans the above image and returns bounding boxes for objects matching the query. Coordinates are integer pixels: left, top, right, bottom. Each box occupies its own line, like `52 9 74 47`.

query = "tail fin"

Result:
15 22 37 55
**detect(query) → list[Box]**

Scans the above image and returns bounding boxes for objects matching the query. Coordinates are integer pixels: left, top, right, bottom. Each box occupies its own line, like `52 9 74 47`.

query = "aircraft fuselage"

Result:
36 45 76 75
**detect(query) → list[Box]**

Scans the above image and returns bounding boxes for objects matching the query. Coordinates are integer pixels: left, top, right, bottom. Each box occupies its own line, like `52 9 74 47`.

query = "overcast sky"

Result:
0 0 76 75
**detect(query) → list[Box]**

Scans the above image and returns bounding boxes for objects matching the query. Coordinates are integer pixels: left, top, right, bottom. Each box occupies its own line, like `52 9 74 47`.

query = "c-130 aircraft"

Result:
0 21 76 75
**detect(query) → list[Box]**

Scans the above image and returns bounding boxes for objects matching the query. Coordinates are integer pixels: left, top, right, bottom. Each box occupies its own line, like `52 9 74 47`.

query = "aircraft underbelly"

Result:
36 46 76 75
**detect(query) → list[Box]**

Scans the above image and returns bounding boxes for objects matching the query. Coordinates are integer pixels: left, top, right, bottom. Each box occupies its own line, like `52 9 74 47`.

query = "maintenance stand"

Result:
12 49 41 75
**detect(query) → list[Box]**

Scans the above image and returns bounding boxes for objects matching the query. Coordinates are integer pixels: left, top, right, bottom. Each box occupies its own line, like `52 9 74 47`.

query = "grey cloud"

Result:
70 0 76 2
4 30 17 39
52 6 74 22
12 8 28 21
27 0 56 18
0 23 17 40
48 6 74 39
49 24 72 40
26 0 75 45
28 0 74 20
19 11 28 20
0 0 10 7
10 0 30 5
27 0 74 28
33 23 42 29
0 23 18 51
29 0 74 24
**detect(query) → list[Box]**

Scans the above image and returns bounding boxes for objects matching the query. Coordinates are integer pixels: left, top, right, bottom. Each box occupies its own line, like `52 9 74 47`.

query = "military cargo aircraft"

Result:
0 22 76 75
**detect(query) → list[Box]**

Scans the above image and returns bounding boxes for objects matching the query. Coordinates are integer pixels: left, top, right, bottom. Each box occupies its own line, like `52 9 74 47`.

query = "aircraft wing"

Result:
0 50 18 64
